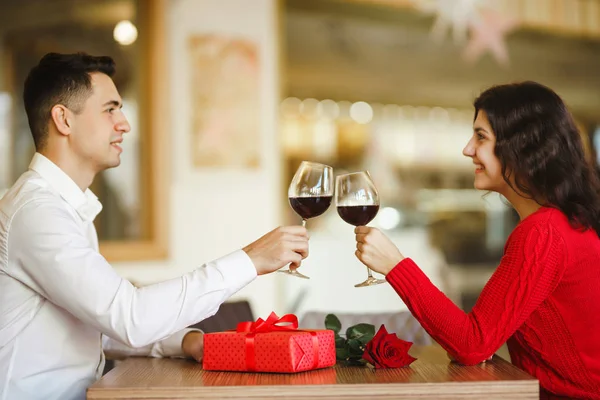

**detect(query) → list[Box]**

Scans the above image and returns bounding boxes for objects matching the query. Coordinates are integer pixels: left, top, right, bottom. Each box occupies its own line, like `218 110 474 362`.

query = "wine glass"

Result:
280 161 333 279
335 171 386 287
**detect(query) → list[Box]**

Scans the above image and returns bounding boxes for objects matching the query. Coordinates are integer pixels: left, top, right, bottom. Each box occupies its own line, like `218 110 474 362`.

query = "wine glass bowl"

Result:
281 161 333 279
337 205 379 226
288 196 332 221
335 171 387 287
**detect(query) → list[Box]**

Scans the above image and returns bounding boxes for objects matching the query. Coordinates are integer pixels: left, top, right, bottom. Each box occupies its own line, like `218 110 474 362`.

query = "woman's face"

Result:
463 110 510 194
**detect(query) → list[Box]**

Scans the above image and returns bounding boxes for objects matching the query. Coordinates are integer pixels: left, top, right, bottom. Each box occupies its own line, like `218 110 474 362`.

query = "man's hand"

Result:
243 226 309 275
182 331 204 362
354 226 404 276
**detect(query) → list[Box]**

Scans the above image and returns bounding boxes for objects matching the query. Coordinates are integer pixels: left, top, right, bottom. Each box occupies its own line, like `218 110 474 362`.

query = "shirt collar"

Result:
28 153 103 222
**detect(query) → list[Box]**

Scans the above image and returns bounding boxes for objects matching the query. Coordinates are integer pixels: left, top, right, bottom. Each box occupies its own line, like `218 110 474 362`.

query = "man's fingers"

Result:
283 233 310 243
288 251 303 269
297 245 309 259
277 225 309 237
293 248 308 260
281 241 308 261
286 239 308 257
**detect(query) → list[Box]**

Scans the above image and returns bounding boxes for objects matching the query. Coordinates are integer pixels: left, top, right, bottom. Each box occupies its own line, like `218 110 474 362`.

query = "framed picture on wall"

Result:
188 35 261 168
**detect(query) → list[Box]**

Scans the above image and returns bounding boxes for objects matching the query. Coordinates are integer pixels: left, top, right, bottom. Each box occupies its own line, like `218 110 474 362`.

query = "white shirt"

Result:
0 153 257 400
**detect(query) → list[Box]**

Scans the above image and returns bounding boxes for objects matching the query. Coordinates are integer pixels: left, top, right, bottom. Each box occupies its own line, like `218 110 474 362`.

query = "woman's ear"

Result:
50 105 72 136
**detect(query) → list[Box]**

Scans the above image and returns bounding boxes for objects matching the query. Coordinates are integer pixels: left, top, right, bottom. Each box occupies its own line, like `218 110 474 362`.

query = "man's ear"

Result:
50 105 72 136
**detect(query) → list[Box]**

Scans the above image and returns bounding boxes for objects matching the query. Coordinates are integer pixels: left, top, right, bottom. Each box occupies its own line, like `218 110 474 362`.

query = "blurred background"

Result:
1 0 600 359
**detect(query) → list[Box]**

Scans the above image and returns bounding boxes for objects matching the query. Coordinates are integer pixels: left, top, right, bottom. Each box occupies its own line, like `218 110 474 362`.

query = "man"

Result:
0 53 309 400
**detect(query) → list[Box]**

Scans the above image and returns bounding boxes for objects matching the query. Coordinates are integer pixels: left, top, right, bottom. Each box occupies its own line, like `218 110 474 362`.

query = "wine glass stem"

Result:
289 219 307 272
367 267 374 278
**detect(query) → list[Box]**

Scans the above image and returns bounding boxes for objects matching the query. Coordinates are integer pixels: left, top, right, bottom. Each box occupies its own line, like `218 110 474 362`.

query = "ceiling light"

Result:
113 20 138 46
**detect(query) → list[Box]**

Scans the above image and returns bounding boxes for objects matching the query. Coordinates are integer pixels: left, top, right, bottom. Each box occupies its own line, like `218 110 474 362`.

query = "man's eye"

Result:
477 133 485 140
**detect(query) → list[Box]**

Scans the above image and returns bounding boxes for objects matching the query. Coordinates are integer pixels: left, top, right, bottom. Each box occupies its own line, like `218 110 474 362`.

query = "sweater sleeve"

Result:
386 222 566 365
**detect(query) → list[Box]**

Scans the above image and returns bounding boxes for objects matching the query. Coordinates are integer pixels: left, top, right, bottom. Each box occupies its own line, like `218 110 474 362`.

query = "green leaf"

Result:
346 323 375 341
334 334 346 348
325 314 342 334
357 333 375 345
347 339 362 351
346 339 364 357
336 347 349 361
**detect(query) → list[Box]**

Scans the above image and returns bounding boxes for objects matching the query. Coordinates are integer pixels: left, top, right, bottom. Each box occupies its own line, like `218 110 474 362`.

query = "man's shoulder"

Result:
0 170 66 223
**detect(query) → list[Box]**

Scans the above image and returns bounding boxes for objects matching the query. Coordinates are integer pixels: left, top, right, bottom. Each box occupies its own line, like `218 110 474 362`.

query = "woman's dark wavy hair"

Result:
474 81 600 236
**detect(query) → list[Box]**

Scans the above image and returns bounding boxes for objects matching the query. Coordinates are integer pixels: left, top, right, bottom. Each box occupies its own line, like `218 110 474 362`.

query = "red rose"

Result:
362 325 417 369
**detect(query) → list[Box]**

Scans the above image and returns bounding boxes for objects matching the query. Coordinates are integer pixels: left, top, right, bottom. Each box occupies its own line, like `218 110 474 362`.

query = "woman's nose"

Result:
463 137 475 157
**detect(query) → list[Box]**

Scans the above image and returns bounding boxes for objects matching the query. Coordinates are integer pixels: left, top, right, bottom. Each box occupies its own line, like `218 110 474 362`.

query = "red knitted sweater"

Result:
387 207 600 399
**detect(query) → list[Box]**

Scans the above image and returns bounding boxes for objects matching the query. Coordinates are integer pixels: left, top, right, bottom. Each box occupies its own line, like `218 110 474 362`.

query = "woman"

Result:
355 81 600 399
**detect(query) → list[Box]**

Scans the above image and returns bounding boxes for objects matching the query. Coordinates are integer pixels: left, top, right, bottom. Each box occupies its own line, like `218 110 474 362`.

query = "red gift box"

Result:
202 313 336 373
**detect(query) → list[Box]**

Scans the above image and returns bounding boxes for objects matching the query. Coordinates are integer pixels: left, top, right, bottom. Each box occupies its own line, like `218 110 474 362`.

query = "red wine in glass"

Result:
337 205 379 226
281 161 333 279
335 171 386 287
289 196 333 220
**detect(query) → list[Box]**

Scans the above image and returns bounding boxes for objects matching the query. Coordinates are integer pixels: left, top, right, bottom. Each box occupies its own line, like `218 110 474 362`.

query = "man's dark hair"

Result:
23 52 116 150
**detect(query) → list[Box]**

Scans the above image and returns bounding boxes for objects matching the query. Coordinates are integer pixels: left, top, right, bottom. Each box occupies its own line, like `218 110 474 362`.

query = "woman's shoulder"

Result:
508 206 596 248
518 206 569 230
505 207 568 248
500 208 574 270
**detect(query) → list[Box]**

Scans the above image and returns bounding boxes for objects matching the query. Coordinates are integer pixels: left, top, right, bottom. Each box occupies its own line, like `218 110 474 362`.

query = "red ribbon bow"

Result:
236 312 320 372
236 312 298 334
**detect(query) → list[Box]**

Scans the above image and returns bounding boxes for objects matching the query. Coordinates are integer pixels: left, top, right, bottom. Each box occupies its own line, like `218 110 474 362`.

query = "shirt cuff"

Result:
211 249 257 294
153 328 202 358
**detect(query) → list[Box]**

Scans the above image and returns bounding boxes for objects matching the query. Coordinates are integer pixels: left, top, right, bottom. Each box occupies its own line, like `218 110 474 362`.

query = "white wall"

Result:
113 0 285 319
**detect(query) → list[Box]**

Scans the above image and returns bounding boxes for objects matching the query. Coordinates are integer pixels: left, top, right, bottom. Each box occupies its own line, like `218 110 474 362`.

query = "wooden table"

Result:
87 345 539 399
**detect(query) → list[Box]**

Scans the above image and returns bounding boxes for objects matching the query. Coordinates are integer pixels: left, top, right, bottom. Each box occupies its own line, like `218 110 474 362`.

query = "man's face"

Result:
70 72 130 173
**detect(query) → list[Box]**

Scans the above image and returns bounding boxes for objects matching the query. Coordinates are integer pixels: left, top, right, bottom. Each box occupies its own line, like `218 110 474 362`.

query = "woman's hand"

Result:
354 226 405 276
447 351 494 364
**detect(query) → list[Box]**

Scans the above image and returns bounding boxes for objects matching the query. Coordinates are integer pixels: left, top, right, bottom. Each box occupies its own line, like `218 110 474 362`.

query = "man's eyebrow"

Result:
102 100 122 108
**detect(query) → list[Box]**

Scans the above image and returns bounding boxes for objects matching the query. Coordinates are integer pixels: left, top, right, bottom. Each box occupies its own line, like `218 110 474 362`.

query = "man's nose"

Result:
116 115 131 134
